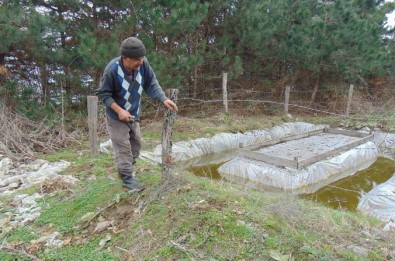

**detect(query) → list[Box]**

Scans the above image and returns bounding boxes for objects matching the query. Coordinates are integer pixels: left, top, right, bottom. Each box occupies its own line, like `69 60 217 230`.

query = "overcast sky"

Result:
387 12 394 28
386 0 395 28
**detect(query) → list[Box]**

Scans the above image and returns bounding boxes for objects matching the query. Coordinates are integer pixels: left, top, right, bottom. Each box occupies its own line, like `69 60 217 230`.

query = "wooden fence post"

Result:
346 84 354 116
284 85 290 114
60 82 65 140
162 89 178 177
87 96 98 156
222 72 228 113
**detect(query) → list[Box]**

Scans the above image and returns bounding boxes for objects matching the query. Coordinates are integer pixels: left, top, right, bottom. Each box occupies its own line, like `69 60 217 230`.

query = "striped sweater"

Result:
96 56 167 120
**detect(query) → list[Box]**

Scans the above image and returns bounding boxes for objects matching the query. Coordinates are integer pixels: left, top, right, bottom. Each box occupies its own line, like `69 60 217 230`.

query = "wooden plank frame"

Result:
239 128 373 169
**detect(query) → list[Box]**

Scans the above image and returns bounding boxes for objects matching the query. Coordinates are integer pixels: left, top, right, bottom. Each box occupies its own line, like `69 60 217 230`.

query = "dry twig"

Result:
0 245 41 261
0 102 78 162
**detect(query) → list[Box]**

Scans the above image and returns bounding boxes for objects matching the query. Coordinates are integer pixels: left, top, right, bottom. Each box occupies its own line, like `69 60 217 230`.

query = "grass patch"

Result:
35 177 119 233
65 153 115 181
39 235 118 260
5 227 39 243
41 148 80 162
0 252 32 261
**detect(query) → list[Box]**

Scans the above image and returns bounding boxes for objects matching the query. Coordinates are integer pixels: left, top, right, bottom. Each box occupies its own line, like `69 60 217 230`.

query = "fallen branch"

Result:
0 245 41 261
83 194 141 228
83 200 117 228
139 175 172 217
170 240 205 259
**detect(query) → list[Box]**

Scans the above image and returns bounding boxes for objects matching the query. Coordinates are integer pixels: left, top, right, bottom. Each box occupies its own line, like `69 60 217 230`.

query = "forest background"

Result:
0 0 395 158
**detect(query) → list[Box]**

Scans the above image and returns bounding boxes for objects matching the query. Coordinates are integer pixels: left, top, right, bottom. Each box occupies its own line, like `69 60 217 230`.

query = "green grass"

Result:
39 235 118 260
0 252 32 261
36 177 120 233
5 227 39 243
42 148 80 162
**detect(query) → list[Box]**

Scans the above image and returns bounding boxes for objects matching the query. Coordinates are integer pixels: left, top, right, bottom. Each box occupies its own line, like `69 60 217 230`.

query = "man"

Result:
96 36 178 192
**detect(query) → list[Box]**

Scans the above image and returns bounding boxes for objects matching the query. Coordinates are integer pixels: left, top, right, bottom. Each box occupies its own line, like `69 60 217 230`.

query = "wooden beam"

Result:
87 96 98 156
325 128 370 138
222 73 228 114
240 150 298 169
242 128 325 150
284 85 290 114
297 134 373 169
162 89 179 173
346 84 354 116
240 128 373 169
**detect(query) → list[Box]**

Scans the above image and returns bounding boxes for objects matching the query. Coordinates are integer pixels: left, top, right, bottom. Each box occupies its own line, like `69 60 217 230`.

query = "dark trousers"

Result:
107 116 141 177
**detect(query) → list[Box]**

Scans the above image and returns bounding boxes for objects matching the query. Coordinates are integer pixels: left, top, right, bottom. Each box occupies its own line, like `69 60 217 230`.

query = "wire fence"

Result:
23 70 389 132
138 79 395 123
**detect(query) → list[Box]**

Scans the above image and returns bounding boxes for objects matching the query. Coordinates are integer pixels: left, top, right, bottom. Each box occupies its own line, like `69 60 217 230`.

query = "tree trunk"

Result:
39 61 48 106
311 12 328 104
0 53 12 109
161 89 178 180
193 34 198 98
310 70 320 103
0 53 6 86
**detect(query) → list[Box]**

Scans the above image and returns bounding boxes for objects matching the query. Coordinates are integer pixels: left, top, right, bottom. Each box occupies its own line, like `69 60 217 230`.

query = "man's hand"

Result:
117 109 133 122
110 102 133 122
163 99 178 112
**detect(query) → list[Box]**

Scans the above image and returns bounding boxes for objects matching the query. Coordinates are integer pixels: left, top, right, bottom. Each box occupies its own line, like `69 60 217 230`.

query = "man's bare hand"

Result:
117 109 133 122
110 102 133 122
163 99 178 112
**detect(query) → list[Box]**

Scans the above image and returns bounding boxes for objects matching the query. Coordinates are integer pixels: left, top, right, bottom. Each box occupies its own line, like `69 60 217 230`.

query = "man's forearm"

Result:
110 102 123 114
110 102 132 122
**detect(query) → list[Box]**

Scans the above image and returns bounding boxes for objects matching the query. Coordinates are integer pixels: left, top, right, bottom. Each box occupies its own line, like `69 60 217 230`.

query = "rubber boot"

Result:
121 175 145 192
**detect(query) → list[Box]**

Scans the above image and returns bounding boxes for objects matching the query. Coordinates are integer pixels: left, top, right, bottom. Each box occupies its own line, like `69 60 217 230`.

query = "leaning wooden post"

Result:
161 89 178 178
284 85 290 114
87 96 98 156
346 84 354 116
222 72 228 113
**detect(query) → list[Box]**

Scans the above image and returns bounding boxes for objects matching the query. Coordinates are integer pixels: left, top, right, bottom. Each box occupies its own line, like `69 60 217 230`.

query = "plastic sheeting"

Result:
357 132 395 230
103 123 395 164
357 175 395 231
141 122 327 164
372 132 395 160
0 159 73 194
218 142 378 193
113 122 395 224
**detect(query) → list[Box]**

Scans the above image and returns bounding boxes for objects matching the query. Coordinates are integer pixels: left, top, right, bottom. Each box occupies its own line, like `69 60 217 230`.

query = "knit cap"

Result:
120 37 146 58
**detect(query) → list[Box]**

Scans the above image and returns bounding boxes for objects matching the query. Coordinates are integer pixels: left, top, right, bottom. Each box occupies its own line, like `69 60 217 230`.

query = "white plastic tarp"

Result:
357 175 395 230
141 122 327 163
103 123 395 164
372 132 395 160
114 122 395 222
218 142 378 193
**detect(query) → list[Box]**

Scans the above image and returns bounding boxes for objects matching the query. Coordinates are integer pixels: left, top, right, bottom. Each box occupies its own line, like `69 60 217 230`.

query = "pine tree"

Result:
0 0 24 108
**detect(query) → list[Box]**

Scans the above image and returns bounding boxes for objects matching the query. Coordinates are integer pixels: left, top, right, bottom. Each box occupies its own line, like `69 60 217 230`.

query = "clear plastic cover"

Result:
357 175 395 230
141 122 326 163
218 142 378 193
